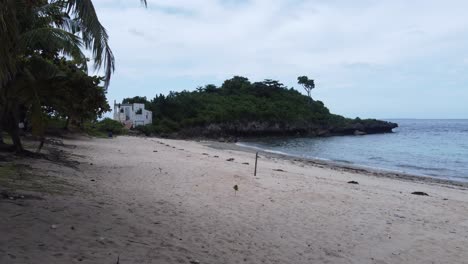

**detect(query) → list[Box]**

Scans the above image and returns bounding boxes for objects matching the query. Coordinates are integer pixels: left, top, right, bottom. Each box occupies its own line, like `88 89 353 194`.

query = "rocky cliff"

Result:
177 120 398 139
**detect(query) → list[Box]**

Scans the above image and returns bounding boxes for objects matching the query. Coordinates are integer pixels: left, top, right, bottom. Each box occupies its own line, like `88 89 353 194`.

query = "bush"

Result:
135 119 179 136
96 118 125 134
85 118 125 137
134 124 156 136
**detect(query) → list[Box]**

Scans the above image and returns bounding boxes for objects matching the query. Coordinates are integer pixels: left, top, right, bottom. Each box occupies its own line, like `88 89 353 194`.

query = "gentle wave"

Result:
237 120 468 182
396 164 449 172
236 142 332 162
235 143 292 156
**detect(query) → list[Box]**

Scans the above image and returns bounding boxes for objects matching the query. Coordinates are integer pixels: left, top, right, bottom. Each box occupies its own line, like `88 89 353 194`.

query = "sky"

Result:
93 0 468 119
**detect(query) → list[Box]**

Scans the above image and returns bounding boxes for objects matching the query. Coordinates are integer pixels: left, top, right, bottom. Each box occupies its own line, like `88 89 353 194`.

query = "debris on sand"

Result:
347 181 359 185
1 191 42 200
226 158 235 162
273 169 285 172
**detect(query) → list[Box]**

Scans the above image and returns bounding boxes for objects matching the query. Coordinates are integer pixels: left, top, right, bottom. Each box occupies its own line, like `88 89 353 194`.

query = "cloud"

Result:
93 0 468 118
128 28 146 37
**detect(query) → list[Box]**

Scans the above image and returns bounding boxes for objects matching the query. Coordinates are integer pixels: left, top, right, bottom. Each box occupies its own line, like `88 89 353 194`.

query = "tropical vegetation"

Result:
0 0 146 152
129 76 398 137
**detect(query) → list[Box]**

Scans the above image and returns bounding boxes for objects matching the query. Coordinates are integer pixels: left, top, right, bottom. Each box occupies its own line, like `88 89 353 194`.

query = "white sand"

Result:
1 135 468 264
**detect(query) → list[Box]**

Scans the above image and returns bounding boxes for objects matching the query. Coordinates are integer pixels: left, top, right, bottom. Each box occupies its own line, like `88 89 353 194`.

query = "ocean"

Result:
237 119 468 182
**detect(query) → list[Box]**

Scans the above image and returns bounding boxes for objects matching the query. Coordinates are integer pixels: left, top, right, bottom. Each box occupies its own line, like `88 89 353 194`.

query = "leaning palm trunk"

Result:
0 0 147 151
1 103 23 152
0 78 24 152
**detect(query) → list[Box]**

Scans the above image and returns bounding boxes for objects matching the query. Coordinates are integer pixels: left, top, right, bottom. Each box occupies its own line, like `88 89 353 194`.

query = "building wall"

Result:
113 102 152 127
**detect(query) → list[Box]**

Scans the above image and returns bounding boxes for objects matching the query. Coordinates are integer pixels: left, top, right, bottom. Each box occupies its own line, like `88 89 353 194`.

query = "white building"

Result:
113 101 152 128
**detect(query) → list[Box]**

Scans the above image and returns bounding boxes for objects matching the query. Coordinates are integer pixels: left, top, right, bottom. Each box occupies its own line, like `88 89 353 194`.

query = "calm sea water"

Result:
238 119 468 182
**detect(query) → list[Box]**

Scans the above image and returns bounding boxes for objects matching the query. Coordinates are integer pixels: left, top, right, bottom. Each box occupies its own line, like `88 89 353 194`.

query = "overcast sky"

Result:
93 0 468 119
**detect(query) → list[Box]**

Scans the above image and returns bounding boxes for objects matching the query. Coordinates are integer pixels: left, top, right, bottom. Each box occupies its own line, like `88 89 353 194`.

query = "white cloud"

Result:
94 0 468 118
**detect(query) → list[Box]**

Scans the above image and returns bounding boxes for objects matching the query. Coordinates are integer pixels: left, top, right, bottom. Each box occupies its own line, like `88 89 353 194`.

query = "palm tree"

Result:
0 0 147 152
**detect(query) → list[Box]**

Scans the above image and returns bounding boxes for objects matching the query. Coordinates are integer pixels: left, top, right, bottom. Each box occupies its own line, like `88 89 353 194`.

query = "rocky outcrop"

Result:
177 120 398 138
330 120 398 135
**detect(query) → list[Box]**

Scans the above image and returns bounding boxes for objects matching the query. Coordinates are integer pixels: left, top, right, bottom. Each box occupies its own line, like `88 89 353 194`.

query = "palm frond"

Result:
18 27 87 66
61 0 147 87
62 0 114 87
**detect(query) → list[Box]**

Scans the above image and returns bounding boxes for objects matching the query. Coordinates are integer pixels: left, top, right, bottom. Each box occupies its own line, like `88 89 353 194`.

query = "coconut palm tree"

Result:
1 0 147 87
0 0 147 152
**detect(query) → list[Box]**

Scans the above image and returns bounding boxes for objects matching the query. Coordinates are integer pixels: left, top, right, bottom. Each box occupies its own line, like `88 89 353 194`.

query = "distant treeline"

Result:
124 76 397 138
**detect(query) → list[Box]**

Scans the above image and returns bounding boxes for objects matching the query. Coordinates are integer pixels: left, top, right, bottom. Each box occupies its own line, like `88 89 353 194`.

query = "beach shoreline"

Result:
205 140 468 189
1 135 467 264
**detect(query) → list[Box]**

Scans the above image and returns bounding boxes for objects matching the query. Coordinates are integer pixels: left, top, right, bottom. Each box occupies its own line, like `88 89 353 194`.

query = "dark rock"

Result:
175 119 397 139
412 191 429 196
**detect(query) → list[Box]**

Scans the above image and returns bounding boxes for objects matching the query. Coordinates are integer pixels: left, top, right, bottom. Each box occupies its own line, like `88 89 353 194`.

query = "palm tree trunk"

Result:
6 104 24 152
8 125 23 152
64 116 70 130
1 87 24 152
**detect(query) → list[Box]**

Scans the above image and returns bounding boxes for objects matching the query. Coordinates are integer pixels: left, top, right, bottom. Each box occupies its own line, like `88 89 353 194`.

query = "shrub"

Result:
134 124 156 136
84 118 125 137
96 118 125 134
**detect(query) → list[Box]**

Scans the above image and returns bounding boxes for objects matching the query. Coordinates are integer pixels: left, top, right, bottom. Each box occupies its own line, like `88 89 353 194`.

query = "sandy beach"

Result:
1 135 468 264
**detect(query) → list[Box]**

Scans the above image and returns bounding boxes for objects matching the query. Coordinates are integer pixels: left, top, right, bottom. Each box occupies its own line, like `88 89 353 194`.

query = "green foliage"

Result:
130 76 396 137
84 118 126 138
95 118 125 135
0 0 113 151
123 96 149 105
135 119 180 136
135 76 335 134
1 133 13 145
40 58 111 127
297 75 315 98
